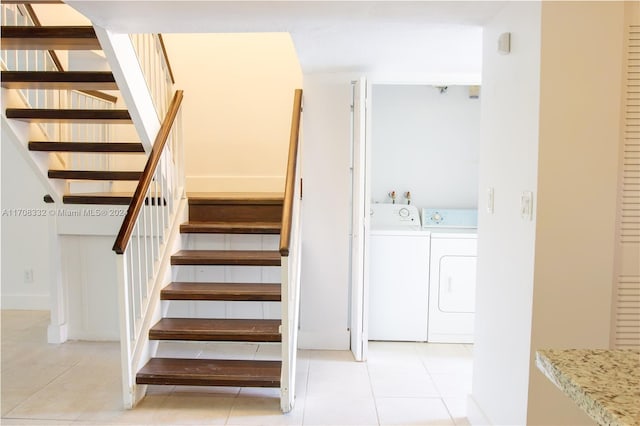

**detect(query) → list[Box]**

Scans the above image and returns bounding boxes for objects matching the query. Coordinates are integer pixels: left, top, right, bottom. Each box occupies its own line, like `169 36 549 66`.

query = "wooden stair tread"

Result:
0 26 100 50
188 196 284 222
136 358 281 387
29 141 144 153
162 282 281 301
49 170 142 181
171 250 281 266
150 318 281 342
63 193 132 205
180 221 281 234
6 108 131 123
1 71 117 90
63 193 164 205
187 192 284 205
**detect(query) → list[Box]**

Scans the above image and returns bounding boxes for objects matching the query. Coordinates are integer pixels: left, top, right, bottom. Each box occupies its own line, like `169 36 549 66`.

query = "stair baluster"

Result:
112 91 184 408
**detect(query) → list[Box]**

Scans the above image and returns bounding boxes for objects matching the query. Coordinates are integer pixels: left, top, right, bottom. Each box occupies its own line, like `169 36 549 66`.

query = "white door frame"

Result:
350 77 371 361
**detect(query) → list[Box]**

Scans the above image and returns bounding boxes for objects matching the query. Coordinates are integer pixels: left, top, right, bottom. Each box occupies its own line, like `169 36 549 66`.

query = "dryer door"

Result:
438 255 477 313
428 236 477 343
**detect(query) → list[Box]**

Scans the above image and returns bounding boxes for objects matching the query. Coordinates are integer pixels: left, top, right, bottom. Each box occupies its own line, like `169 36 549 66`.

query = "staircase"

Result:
1 14 146 205
136 194 285 388
2 2 304 414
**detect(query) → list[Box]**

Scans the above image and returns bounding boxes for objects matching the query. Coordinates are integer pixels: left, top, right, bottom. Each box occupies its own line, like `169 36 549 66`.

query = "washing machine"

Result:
368 204 431 341
422 209 478 343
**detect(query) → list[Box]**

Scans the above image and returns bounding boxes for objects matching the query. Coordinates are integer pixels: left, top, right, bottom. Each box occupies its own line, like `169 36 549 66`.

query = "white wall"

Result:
298 73 356 349
162 33 303 193
1 134 51 310
470 3 541 424
527 2 624 424
62 236 120 340
472 2 625 425
371 84 480 208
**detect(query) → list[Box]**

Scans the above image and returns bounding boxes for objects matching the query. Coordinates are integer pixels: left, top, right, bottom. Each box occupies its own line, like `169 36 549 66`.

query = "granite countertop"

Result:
536 349 640 426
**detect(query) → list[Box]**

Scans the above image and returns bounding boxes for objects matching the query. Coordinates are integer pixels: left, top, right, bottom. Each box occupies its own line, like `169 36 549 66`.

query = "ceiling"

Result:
65 1 507 79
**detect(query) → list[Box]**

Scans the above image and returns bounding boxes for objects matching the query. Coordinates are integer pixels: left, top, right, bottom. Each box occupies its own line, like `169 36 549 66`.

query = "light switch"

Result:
521 191 533 220
498 32 511 54
487 187 495 214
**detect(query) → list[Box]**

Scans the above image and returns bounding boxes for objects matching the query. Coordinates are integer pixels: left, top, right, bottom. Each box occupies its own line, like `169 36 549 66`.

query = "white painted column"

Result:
47 214 68 343
93 26 160 152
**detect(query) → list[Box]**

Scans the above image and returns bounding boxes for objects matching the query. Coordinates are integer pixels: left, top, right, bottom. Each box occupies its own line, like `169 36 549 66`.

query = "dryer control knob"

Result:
431 212 443 223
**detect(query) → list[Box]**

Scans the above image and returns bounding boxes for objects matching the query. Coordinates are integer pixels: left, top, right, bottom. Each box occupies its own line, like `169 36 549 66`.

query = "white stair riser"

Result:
154 341 280 359
172 265 280 284
68 180 112 194
181 234 279 251
165 300 281 320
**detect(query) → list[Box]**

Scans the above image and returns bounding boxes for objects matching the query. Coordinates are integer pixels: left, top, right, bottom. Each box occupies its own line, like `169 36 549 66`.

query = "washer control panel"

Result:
370 204 421 229
421 208 478 228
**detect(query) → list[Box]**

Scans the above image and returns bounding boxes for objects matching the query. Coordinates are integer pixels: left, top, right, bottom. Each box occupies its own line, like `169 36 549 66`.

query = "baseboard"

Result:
47 322 68 344
186 176 285 193
298 329 350 350
66 330 120 341
1 294 49 310
467 394 492 425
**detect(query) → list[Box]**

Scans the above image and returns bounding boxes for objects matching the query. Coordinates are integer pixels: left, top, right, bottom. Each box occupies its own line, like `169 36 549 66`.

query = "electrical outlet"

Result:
24 269 34 284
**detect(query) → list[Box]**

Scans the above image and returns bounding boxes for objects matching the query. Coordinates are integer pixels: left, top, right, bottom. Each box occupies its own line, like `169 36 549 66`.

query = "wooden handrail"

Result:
78 89 118 104
112 90 183 254
279 89 303 257
2 1 63 4
157 34 175 85
18 4 118 103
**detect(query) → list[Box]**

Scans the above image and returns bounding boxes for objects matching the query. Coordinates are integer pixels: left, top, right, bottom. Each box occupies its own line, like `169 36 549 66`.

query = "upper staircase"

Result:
1 6 146 205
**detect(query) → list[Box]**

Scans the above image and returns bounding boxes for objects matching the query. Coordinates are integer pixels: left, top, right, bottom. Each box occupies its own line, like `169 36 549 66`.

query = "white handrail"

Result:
129 34 173 120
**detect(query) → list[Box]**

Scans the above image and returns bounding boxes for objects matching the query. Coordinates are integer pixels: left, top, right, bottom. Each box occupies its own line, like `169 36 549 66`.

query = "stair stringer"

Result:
93 25 159 153
280 193 303 412
1 88 66 203
117 197 188 409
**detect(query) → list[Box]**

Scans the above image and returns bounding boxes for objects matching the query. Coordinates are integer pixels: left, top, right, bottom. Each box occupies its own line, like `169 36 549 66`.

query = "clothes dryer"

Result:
422 209 478 343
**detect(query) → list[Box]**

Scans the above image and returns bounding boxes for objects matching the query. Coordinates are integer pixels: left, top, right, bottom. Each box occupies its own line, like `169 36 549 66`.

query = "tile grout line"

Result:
420 350 459 424
3 360 82 422
300 352 312 426
365 359 382 426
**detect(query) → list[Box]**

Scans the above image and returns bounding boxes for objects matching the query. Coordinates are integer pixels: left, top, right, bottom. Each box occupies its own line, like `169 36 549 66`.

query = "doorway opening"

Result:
350 82 481 360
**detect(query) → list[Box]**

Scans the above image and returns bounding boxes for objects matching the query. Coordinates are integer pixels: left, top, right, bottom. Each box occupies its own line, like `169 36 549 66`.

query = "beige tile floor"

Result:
1 311 472 425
